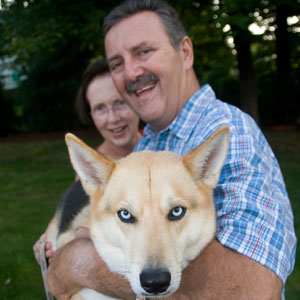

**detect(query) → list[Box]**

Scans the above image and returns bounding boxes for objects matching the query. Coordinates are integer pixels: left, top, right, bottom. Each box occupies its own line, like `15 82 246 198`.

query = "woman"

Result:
76 58 141 160
33 59 141 262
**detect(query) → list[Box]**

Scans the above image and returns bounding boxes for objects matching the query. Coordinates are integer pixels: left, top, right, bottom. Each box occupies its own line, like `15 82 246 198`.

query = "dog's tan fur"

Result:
47 126 229 300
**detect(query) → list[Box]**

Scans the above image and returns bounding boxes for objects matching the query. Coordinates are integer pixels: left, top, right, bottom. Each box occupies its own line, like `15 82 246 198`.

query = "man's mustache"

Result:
125 73 159 94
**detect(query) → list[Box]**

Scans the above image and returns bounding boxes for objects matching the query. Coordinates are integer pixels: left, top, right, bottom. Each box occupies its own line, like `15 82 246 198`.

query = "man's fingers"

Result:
46 249 55 259
33 243 41 264
33 234 54 264
33 233 46 264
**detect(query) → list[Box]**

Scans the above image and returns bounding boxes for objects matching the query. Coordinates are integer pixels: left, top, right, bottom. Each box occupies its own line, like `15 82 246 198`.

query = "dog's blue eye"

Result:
118 209 136 223
168 206 186 221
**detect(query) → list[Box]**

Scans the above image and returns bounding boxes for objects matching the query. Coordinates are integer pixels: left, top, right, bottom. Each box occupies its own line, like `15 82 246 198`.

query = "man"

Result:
47 1 296 299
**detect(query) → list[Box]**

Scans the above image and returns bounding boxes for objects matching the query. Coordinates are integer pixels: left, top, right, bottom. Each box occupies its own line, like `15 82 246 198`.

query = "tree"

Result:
254 0 300 124
1 0 119 131
209 0 265 123
273 0 300 123
1 0 299 132
184 0 299 125
172 0 239 107
0 81 17 135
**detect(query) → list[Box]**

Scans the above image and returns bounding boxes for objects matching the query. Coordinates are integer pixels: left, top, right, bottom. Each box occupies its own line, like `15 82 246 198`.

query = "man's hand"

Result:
33 233 55 264
46 237 136 300
33 220 55 265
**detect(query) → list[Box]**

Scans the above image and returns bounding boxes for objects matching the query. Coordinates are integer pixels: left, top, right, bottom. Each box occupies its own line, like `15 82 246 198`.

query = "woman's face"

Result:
87 74 140 148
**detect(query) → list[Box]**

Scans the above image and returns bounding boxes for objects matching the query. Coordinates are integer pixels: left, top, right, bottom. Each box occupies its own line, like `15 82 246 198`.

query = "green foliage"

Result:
14 50 87 131
218 0 299 124
2 0 107 65
1 0 112 132
0 0 299 132
173 0 239 105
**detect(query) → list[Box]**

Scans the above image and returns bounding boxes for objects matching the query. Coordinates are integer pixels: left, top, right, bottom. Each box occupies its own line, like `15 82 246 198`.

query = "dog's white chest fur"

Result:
79 288 120 300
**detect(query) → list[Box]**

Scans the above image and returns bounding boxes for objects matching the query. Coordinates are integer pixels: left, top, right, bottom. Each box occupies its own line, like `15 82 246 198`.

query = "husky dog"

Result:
46 126 229 300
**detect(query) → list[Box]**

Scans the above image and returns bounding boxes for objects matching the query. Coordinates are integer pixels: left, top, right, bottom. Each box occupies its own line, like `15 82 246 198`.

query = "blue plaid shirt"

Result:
134 84 296 295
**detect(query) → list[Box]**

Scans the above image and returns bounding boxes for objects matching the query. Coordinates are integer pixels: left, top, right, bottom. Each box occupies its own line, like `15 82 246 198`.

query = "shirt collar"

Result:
144 84 215 139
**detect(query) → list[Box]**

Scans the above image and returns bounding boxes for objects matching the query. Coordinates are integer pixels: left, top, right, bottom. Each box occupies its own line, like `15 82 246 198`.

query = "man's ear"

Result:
183 126 229 188
65 133 115 195
180 36 194 71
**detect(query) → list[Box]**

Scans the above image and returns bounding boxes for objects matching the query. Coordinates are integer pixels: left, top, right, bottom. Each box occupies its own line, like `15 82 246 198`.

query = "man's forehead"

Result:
104 11 166 57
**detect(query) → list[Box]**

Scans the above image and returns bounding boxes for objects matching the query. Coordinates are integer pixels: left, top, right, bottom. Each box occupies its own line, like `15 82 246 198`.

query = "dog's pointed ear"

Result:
65 133 115 194
183 126 229 188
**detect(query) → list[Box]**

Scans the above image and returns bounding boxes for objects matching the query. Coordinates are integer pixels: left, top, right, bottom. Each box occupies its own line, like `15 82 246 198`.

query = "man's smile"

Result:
125 73 159 96
135 82 156 96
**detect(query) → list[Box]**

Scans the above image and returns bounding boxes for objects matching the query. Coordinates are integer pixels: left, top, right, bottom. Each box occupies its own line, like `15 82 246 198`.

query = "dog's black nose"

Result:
140 268 171 294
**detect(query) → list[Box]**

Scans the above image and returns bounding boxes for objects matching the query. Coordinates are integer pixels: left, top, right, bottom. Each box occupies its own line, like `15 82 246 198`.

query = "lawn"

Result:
0 129 299 299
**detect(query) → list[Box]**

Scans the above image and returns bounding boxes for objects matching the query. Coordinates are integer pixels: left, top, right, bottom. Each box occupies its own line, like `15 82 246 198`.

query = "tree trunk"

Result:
274 4 293 123
232 28 259 123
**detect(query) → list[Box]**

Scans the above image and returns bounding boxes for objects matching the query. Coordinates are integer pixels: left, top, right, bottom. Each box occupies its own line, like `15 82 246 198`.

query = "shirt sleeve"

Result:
214 127 297 286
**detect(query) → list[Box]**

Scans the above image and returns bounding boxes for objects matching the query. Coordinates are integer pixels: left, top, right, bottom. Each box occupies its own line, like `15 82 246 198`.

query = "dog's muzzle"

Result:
140 268 171 295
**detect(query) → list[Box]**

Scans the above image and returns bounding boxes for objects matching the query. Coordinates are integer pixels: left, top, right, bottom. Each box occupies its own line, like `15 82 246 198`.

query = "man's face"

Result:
105 11 188 132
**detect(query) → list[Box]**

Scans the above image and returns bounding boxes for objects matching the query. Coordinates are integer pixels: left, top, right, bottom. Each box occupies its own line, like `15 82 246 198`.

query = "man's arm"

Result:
47 238 282 300
172 239 282 300
46 237 136 300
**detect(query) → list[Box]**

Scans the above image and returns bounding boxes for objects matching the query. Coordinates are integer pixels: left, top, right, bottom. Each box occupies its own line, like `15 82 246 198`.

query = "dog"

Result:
46 125 229 300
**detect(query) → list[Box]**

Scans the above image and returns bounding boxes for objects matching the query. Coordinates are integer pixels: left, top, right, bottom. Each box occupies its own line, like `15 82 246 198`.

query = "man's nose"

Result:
124 58 143 82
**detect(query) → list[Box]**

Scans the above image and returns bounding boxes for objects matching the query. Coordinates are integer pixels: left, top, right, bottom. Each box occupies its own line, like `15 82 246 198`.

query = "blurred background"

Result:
0 0 299 134
0 0 299 299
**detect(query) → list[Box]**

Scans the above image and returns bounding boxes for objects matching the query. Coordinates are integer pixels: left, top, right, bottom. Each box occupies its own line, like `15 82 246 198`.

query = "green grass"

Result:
0 139 75 299
264 129 300 299
0 130 299 299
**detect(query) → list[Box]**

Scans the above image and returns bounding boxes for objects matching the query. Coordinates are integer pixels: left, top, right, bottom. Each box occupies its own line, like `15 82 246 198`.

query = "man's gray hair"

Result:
103 0 187 51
